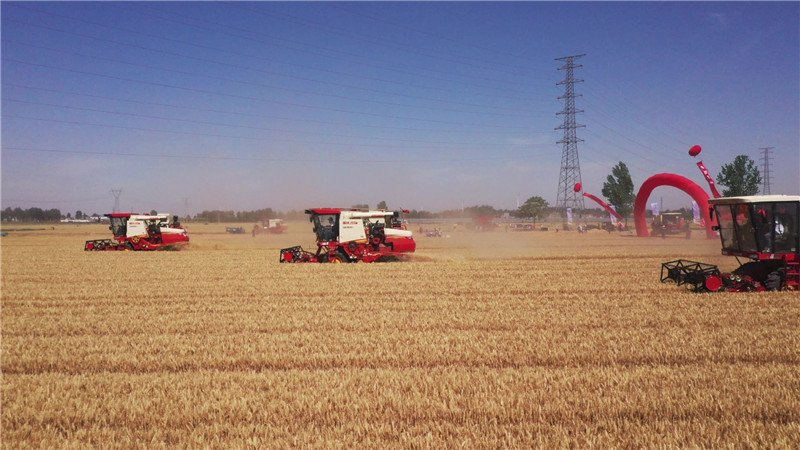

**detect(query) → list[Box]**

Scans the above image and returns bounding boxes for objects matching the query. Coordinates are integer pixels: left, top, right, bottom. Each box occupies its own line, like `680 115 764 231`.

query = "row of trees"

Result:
193 208 281 223
2 207 63 222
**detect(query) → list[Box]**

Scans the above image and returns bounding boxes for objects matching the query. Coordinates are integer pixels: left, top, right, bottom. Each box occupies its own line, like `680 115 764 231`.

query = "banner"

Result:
566 208 573 224
609 205 617 223
696 160 722 198
651 202 659 216
692 201 700 222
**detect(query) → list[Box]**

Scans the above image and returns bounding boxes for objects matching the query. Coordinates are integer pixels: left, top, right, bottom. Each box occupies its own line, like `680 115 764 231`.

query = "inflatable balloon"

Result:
688 145 702 157
633 173 715 239
583 192 623 222
696 161 722 198
573 183 582 193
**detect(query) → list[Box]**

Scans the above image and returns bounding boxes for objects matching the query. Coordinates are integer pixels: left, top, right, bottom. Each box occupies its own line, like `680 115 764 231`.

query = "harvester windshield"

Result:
109 216 127 237
714 201 798 254
311 213 338 242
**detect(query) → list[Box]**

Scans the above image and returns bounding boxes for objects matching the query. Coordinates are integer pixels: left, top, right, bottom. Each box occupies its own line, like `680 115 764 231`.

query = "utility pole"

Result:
110 188 122 213
759 147 774 195
555 54 586 220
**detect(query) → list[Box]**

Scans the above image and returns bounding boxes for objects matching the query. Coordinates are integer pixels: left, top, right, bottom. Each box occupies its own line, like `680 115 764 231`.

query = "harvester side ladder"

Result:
786 260 799 289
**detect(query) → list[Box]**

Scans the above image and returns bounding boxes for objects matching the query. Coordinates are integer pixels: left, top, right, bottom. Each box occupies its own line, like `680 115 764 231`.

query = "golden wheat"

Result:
1 223 797 447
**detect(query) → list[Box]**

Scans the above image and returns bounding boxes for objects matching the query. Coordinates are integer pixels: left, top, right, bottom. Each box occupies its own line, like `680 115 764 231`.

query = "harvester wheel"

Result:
765 269 785 291
337 249 352 263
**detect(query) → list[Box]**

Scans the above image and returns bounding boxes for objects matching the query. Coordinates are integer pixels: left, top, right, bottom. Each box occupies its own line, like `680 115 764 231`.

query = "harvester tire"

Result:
337 249 353 263
765 269 784 291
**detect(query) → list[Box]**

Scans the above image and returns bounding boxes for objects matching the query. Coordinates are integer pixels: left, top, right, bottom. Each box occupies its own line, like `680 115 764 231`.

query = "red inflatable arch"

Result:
633 173 716 239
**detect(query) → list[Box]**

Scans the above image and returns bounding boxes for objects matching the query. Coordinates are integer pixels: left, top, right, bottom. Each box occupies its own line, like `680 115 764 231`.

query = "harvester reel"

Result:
660 259 721 293
84 239 116 251
279 246 314 263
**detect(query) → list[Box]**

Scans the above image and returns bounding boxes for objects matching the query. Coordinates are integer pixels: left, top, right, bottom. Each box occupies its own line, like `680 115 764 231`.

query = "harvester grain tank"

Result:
280 208 415 263
661 195 799 291
84 213 189 251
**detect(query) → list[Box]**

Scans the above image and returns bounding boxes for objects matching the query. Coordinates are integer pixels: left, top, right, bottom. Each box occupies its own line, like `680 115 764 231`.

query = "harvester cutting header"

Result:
280 208 415 263
85 213 189 251
662 195 799 292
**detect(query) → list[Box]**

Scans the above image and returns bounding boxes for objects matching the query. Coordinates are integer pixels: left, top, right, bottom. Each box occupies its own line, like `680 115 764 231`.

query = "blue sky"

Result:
2 1 798 216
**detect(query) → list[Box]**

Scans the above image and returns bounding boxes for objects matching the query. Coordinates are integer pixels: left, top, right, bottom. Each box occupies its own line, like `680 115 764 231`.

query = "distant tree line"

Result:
193 208 280 223
2 207 63 222
191 204 628 223
4 199 658 225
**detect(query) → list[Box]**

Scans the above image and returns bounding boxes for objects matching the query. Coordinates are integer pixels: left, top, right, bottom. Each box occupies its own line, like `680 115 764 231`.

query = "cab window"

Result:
109 216 127 237
313 214 338 242
772 202 798 253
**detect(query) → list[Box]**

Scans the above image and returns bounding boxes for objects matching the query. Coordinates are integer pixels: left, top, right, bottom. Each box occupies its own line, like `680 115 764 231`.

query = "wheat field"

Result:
2 222 798 448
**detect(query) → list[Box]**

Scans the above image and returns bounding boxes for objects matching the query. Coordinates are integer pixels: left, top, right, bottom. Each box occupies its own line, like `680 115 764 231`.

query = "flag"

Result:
692 201 700 222
651 203 659 216
566 208 573 224
609 205 617 223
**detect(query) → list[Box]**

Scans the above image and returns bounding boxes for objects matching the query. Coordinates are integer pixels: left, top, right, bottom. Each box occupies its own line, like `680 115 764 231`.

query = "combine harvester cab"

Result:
280 208 415 263
85 213 189 251
662 195 799 292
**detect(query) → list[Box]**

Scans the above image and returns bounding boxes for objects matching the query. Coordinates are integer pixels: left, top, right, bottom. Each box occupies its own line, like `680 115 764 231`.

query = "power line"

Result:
6 3 549 101
2 83 534 136
1 33 542 114
3 99 544 148
2 114 537 152
2 146 554 164
2 58 537 131
327 3 551 78
231 2 532 79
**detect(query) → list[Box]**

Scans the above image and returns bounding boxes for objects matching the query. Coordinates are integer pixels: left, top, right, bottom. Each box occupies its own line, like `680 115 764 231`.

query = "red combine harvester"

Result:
254 218 287 235
280 208 415 263
85 213 189 251
652 212 687 236
661 195 799 292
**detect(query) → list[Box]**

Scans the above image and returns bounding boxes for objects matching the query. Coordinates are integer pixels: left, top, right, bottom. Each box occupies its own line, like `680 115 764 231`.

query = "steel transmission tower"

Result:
554 54 586 217
111 188 122 213
759 147 774 195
